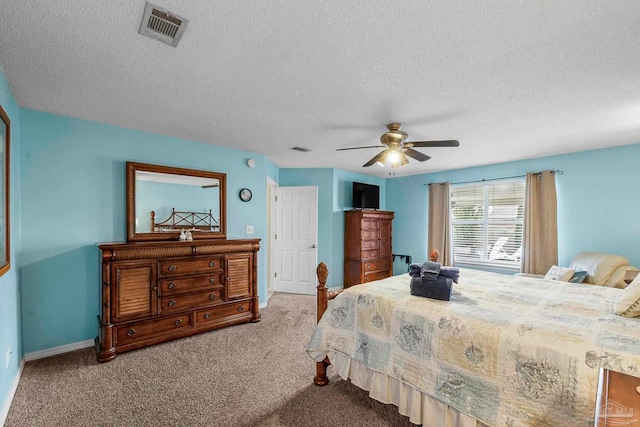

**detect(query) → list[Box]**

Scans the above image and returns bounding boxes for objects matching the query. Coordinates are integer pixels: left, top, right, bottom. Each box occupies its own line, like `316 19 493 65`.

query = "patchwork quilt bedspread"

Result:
307 269 640 426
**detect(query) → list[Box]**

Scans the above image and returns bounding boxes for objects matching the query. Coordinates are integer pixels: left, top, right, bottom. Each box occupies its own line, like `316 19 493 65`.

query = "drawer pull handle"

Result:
168 265 176 272
209 261 215 267
209 278 215 284
175 319 183 326
209 294 215 300
238 306 245 312
127 329 136 337
204 313 211 320
168 282 175 289
168 300 176 307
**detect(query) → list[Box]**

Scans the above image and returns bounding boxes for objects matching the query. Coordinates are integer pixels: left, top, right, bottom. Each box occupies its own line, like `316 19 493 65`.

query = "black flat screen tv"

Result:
352 181 380 210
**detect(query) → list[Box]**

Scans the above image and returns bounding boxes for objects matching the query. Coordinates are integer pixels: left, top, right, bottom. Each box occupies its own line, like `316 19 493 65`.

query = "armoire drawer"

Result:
116 314 192 344
159 273 223 295
159 289 223 314
364 271 390 283
364 258 390 272
195 300 253 327
362 219 379 230
361 229 379 240
158 256 223 276
361 240 380 250
361 249 379 259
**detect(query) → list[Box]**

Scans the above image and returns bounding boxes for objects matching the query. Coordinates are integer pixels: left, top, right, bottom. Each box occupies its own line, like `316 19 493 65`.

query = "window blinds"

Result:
451 179 525 266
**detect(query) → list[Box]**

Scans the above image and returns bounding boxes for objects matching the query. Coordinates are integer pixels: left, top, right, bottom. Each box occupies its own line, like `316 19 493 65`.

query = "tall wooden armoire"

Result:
343 210 394 287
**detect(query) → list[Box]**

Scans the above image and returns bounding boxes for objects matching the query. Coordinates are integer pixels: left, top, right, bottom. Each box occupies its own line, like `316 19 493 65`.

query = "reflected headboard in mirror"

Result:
126 162 227 241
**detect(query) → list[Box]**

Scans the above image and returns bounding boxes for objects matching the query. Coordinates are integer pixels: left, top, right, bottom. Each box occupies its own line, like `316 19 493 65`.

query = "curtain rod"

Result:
425 169 563 186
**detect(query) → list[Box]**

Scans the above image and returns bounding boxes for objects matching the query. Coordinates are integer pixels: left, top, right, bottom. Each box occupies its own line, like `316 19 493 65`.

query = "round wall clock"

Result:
239 188 252 202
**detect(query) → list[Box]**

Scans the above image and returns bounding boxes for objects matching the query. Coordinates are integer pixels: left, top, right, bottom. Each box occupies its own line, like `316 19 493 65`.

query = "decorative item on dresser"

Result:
343 210 394 287
96 238 261 362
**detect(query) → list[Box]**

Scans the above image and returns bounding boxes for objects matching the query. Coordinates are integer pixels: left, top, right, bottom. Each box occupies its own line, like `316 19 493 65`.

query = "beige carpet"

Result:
6 293 415 427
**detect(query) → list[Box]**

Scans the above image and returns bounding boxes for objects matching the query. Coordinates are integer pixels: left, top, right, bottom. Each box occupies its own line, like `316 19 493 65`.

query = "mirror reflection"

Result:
135 171 220 234
127 162 226 241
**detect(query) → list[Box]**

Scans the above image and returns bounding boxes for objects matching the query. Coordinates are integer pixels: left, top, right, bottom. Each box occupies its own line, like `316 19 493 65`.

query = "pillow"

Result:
568 252 630 285
614 274 640 317
543 265 575 282
569 271 588 283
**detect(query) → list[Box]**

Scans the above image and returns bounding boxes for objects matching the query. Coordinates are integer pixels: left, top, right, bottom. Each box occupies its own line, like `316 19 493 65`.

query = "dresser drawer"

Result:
361 239 380 250
195 300 253 327
115 314 191 344
364 270 390 283
364 258 390 272
158 256 223 276
159 289 223 314
361 229 379 240
361 249 379 259
362 219 378 230
159 273 223 295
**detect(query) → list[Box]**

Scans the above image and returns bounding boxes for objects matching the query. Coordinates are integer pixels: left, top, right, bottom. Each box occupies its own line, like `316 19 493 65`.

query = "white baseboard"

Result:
1 358 24 427
23 339 95 362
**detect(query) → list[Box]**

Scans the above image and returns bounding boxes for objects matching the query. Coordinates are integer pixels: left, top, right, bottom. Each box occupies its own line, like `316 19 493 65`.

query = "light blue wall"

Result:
19 109 273 354
388 144 640 275
0 66 22 419
280 168 386 286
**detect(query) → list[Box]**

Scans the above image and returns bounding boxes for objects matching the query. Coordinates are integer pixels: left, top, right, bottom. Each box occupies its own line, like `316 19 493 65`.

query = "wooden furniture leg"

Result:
313 262 343 386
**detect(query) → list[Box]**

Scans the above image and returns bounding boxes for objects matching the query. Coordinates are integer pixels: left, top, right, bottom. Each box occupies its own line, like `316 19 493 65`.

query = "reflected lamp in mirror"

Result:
0 105 9 277
127 162 227 241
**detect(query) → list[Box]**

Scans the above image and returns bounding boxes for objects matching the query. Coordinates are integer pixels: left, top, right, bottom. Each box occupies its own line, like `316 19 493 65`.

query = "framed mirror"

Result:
127 162 227 241
0 105 9 277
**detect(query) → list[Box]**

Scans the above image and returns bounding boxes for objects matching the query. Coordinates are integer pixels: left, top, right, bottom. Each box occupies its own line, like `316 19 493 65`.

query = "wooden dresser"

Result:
344 210 394 287
96 239 260 362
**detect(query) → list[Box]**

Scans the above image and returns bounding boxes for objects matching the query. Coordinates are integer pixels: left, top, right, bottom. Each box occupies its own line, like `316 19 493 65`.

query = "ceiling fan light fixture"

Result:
375 151 388 167
400 152 410 166
387 150 400 164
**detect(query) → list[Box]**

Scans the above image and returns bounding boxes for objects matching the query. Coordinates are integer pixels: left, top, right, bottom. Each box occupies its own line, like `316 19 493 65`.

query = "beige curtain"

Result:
428 182 454 266
521 170 558 274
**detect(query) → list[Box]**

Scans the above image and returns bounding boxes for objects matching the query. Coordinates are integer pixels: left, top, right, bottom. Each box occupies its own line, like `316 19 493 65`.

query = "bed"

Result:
150 208 220 232
307 263 640 426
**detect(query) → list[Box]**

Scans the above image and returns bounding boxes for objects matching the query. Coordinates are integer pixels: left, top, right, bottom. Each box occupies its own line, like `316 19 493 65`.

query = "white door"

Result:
275 186 318 295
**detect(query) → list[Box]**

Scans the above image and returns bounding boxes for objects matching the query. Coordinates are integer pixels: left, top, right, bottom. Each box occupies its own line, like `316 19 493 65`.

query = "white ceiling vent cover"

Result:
138 2 188 47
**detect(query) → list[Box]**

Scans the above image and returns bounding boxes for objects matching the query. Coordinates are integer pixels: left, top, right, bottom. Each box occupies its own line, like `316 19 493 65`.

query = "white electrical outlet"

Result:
245 225 254 235
5 347 10 368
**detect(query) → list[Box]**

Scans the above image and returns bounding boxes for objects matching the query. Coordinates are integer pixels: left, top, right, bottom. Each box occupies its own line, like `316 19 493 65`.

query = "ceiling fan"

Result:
337 123 460 168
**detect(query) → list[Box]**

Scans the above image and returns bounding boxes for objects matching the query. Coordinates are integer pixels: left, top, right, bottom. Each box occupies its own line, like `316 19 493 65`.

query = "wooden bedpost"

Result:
150 211 155 232
316 262 329 322
313 262 345 386
314 262 330 386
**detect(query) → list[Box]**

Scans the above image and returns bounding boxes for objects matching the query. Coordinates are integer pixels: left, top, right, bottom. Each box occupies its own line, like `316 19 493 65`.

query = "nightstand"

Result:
594 369 640 426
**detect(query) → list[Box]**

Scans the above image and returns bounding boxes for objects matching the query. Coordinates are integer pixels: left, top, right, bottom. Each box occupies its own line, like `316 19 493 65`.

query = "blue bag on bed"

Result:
410 275 453 301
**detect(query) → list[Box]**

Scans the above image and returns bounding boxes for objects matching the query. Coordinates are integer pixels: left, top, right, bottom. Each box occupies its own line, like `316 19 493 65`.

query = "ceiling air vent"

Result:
290 146 311 153
138 2 189 47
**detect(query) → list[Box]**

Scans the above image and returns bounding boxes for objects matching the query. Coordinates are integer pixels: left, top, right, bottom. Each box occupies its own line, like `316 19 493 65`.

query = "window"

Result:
451 179 524 270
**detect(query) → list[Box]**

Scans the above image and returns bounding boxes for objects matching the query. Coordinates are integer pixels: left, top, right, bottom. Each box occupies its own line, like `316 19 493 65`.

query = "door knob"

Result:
308 243 317 249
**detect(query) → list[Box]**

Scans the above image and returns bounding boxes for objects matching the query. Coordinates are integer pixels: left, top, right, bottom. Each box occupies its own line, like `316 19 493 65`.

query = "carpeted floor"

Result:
5 293 415 427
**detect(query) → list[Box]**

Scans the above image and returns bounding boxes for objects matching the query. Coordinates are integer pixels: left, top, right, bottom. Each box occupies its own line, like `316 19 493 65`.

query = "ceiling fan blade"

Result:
363 150 387 167
404 148 431 162
336 145 383 151
410 140 460 148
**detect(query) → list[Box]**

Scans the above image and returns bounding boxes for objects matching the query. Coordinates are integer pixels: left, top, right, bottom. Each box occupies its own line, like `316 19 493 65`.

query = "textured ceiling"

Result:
1 1 640 177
